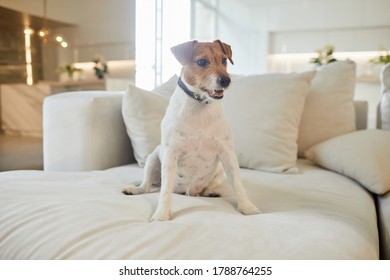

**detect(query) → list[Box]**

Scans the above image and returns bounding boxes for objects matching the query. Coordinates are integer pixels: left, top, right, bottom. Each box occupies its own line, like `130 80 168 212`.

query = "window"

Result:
135 0 191 89
191 0 218 41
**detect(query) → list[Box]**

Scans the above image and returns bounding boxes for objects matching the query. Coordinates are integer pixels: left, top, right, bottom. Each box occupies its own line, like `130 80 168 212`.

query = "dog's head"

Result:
171 40 234 103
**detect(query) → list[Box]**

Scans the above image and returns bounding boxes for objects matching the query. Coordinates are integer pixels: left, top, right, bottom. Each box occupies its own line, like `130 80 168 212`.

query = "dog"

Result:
123 40 260 221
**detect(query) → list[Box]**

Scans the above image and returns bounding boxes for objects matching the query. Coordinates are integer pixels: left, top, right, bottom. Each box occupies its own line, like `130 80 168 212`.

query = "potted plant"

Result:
369 47 390 65
57 64 83 81
92 56 108 79
309 44 337 66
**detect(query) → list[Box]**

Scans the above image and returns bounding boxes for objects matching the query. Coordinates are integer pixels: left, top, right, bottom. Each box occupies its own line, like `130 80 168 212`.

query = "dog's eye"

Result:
222 57 227 65
197 59 208 67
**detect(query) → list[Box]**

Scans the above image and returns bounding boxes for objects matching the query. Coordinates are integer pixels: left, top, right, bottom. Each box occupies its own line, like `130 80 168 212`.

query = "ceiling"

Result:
0 5 74 32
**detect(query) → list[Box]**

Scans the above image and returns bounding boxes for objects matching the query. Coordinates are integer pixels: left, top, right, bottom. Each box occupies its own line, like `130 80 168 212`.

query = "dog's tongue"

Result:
211 90 224 98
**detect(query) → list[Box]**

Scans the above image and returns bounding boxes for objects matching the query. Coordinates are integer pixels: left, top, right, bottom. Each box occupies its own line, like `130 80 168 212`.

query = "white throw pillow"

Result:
223 71 315 173
298 61 357 157
122 75 177 166
305 130 390 195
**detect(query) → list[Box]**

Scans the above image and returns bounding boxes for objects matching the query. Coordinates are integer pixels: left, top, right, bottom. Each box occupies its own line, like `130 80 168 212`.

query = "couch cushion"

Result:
122 75 177 166
298 61 357 157
123 63 357 173
0 160 379 259
223 71 315 173
305 129 390 195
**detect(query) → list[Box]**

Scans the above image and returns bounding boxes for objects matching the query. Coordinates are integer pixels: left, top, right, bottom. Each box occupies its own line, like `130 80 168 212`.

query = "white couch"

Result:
1 61 389 260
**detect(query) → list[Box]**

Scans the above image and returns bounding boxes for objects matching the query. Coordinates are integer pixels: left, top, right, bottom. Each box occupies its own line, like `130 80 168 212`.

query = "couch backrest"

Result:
43 91 135 172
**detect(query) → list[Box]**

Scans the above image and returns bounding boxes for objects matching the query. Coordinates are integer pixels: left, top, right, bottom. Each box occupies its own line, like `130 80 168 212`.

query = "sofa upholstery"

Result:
43 91 368 173
373 64 390 260
43 91 134 171
0 160 379 259
377 192 390 259
1 62 389 260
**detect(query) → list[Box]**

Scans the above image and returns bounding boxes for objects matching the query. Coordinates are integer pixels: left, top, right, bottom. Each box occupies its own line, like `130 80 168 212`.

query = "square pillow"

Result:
305 130 390 195
223 71 315 173
298 61 357 157
122 75 177 166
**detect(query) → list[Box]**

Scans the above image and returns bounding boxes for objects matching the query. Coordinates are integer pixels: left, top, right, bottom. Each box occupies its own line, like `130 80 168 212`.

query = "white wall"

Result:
265 0 390 54
0 0 78 23
195 0 388 127
58 0 136 63
3 0 389 77
214 0 268 74
212 0 390 74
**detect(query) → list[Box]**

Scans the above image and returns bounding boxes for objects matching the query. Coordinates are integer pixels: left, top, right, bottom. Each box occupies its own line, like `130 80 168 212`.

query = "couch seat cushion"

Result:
0 160 378 259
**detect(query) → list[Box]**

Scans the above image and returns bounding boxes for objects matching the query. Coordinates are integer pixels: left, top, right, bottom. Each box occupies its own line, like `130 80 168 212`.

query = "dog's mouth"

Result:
202 88 225 99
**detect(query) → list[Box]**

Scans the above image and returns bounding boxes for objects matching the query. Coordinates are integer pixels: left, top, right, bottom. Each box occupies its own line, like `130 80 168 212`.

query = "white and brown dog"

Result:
123 40 260 221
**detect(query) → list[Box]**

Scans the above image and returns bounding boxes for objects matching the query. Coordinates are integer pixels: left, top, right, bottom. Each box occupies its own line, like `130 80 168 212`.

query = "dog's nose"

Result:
218 76 231 88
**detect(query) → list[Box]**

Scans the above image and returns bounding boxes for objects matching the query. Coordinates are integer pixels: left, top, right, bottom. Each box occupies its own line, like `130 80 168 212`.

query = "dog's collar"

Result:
178 77 208 104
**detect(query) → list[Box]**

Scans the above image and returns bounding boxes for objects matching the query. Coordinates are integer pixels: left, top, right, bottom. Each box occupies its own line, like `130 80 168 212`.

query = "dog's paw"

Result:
122 185 145 195
151 210 170 222
238 203 261 215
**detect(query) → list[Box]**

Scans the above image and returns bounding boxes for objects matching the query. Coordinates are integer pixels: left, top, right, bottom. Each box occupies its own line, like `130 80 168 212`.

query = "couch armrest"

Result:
354 100 368 130
43 91 134 171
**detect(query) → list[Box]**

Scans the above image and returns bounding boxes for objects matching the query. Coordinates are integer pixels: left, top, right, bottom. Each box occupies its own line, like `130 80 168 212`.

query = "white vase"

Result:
379 63 390 130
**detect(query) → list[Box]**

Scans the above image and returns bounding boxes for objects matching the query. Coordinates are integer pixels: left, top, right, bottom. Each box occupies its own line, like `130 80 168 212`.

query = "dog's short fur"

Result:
123 40 260 221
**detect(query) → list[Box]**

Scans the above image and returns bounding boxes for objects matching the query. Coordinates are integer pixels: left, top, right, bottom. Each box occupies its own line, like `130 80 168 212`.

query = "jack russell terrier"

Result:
123 40 260 221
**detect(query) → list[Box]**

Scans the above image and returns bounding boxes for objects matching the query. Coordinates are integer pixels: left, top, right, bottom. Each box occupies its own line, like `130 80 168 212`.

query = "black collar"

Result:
178 77 208 104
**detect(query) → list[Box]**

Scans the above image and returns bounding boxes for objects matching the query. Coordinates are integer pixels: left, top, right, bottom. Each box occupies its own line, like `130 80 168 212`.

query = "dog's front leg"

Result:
219 149 261 215
122 146 161 195
151 149 178 221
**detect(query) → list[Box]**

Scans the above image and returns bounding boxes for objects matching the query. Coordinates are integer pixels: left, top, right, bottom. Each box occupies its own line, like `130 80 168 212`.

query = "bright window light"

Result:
136 0 190 89
161 0 190 82
135 0 156 89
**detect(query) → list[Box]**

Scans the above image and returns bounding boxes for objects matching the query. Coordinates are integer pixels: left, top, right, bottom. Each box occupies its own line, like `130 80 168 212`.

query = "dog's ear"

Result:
171 40 198 66
214 39 234 65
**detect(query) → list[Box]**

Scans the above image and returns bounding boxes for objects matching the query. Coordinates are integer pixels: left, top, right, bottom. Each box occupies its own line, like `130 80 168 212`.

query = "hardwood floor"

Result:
0 134 43 171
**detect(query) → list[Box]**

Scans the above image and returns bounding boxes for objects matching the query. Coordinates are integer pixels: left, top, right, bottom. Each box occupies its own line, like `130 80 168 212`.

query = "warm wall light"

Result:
38 30 46 37
24 28 34 35
267 50 384 77
38 29 48 37
37 0 69 47
24 28 34 85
